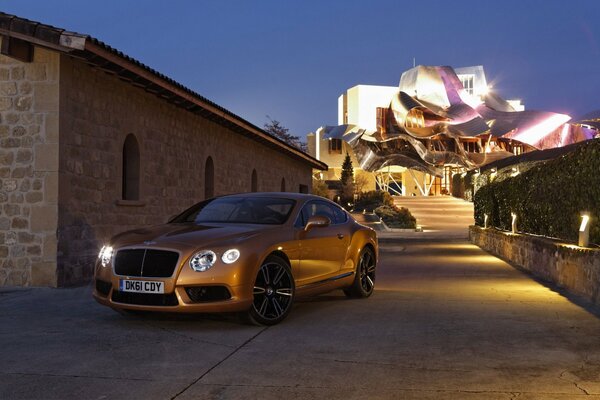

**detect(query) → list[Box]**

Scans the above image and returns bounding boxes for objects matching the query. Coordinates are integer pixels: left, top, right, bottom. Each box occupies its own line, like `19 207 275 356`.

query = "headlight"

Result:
221 249 240 264
98 246 113 267
190 250 217 272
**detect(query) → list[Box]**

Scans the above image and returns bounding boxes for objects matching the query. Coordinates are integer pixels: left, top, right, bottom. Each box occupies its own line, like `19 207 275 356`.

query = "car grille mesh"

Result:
114 249 179 277
185 286 231 302
111 291 179 306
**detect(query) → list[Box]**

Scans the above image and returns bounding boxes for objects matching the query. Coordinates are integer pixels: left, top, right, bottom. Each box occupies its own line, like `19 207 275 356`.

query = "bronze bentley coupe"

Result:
93 193 378 325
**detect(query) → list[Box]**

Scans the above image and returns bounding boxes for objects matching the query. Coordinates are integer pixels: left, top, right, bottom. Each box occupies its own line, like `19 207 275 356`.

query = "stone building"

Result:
0 13 326 287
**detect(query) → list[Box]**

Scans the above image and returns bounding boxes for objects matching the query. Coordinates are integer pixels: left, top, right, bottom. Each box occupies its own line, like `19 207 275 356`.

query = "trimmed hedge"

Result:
374 205 417 229
474 139 600 245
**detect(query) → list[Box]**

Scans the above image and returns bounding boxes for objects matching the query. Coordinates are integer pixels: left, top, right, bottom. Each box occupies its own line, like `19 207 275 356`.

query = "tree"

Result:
312 178 330 199
263 116 304 150
339 152 355 209
340 152 354 186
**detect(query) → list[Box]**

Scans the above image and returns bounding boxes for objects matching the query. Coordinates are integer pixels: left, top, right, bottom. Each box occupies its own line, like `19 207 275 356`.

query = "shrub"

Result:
474 138 600 245
374 205 417 229
353 190 394 212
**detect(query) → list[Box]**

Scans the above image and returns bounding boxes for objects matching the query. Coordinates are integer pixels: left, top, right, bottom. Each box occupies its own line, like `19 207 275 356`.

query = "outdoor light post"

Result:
579 213 590 247
484 213 489 229
511 212 517 234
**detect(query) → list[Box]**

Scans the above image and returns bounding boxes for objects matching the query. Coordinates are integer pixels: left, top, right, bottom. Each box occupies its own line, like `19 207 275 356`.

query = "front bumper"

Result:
93 281 253 313
93 252 258 313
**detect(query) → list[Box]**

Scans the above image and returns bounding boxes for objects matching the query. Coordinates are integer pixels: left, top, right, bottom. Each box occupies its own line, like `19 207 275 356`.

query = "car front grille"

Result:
185 286 232 302
111 291 179 306
95 279 112 296
114 249 179 277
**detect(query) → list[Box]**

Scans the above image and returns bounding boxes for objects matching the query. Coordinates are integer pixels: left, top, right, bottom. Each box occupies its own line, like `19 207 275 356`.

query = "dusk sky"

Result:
3 0 600 141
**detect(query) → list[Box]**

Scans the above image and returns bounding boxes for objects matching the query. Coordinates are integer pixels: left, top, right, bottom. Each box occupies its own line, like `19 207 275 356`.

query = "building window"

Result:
251 169 258 192
459 74 474 95
281 177 286 192
122 134 140 200
513 145 522 155
405 109 424 129
329 138 342 154
205 156 214 199
299 184 308 194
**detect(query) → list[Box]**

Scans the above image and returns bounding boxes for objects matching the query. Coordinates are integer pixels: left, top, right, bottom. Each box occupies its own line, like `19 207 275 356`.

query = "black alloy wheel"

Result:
344 247 376 298
247 255 295 325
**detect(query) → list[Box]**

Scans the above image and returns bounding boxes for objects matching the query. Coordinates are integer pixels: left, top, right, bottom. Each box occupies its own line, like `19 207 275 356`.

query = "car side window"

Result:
296 201 344 227
332 205 348 224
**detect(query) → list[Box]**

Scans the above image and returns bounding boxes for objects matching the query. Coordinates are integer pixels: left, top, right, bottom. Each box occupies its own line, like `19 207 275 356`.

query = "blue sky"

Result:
2 0 599 139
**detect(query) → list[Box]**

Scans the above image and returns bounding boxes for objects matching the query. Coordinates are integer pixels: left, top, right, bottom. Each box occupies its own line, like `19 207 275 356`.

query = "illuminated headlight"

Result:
98 246 113 267
221 249 240 264
190 250 217 272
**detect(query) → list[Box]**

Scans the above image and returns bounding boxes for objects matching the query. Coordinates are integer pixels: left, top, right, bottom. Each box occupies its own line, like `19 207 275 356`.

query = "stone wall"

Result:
470 226 600 307
57 54 312 285
0 45 59 287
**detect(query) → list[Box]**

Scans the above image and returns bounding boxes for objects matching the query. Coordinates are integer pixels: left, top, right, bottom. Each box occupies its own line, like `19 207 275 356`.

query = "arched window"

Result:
122 134 140 200
205 156 214 199
280 177 286 192
251 169 258 192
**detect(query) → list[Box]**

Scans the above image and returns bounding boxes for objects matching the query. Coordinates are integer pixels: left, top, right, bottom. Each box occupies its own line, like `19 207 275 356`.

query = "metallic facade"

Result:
320 65 597 176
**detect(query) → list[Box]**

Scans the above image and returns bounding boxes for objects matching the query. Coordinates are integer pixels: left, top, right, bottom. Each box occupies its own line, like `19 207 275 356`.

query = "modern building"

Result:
308 65 596 196
0 13 326 287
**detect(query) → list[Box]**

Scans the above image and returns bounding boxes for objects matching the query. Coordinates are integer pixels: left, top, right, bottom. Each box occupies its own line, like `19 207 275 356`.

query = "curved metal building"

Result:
310 65 597 195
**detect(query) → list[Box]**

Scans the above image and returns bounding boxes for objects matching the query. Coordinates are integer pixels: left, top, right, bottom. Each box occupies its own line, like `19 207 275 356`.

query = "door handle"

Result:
337 234 345 239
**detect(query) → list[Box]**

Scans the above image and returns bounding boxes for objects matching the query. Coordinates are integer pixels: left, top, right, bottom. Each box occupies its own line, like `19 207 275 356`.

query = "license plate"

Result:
119 279 164 294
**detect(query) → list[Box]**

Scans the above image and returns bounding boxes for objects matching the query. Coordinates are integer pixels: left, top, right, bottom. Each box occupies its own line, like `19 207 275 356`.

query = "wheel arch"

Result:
265 249 291 268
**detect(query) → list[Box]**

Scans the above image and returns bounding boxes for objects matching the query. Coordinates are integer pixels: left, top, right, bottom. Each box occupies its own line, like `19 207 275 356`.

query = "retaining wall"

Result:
469 225 600 307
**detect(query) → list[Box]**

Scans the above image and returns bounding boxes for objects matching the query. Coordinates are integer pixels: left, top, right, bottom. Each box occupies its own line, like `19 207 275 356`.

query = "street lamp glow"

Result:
579 213 590 247
511 212 517 234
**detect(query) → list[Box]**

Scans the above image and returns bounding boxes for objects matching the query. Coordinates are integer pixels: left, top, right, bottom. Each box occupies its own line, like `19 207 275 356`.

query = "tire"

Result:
245 255 295 326
344 246 376 298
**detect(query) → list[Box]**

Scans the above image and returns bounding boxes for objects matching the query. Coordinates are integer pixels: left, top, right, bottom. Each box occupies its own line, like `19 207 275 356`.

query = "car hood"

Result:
109 223 274 249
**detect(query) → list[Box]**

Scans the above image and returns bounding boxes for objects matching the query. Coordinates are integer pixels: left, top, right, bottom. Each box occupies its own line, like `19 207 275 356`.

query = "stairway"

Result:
392 196 474 238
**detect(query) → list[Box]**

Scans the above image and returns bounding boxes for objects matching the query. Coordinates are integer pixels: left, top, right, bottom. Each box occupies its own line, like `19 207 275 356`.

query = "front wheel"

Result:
245 255 295 326
344 247 376 298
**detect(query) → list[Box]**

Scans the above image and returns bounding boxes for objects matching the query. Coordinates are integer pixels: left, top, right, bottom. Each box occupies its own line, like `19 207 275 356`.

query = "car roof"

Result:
214 192 345 208
217 192 323 201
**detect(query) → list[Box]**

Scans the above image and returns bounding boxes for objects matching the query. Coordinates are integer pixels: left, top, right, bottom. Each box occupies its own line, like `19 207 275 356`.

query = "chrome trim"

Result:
297 271 354 289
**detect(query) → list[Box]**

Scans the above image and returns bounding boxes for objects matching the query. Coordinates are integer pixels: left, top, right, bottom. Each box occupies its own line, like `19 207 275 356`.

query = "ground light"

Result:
511 212 517 234
579 212 590 247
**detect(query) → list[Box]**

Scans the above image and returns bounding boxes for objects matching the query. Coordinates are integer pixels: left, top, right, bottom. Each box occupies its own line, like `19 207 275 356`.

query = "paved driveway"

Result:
2 235 600 399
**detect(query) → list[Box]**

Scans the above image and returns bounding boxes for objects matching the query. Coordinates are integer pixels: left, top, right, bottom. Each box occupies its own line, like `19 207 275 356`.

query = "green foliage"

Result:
339 153 355 209
353 190 394 212
375 205 417 229
312 179 330 199
473 139 600 245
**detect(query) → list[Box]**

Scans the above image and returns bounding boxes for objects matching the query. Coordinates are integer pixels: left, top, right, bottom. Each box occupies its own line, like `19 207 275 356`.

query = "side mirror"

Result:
304 215 331 232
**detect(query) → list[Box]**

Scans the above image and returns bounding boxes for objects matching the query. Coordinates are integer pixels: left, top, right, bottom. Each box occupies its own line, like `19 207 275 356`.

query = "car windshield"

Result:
171 197 296 225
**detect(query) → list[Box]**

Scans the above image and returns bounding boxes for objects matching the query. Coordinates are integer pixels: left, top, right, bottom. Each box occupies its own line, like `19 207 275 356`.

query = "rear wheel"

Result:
245 255 295 326
344 247 376 298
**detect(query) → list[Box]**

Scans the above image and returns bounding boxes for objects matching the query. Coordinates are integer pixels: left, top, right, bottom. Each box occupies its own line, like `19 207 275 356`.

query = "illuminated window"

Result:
329 138 343 154
513 145 522 155
405 109 424 129
459 74 474 95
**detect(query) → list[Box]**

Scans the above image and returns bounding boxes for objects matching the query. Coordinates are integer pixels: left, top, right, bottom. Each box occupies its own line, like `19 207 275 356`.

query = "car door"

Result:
296 201 351 285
